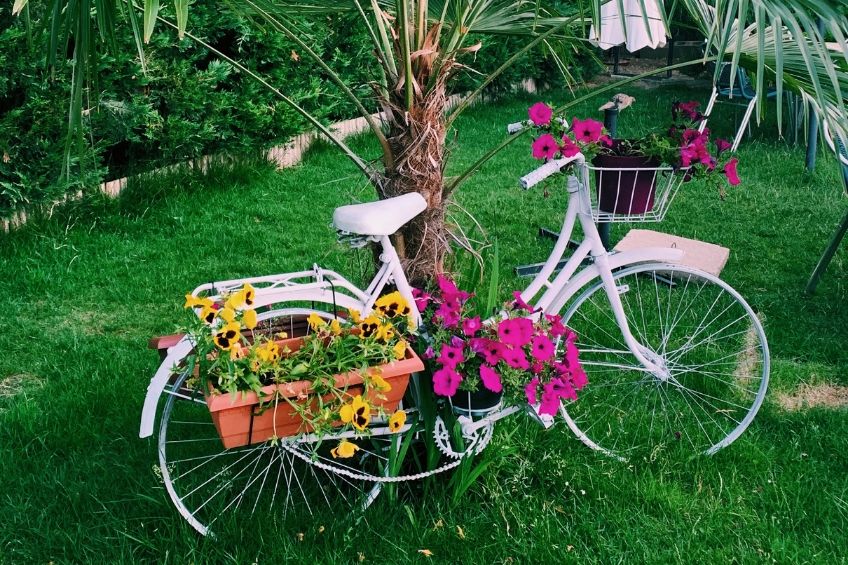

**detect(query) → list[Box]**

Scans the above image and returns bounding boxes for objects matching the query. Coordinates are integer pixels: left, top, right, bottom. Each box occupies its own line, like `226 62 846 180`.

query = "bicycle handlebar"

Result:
520 154 584 190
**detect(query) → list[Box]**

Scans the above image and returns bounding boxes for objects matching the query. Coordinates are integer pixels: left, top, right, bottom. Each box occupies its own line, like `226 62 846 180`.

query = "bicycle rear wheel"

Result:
559 263 769 459
155 309 393 537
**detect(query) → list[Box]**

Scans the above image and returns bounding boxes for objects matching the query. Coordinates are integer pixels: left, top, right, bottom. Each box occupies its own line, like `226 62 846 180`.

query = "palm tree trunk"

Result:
380 82 449 286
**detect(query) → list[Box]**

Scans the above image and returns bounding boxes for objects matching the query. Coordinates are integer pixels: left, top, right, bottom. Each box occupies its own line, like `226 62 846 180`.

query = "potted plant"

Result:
525 100 741 214
413 274 587 415
180 285 422 454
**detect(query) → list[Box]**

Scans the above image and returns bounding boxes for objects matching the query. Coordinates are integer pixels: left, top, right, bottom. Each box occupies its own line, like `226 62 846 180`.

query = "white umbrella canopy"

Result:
589 0 667 52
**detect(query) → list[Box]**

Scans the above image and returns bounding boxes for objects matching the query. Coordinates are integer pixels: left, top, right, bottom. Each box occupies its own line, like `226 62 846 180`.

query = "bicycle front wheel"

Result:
560 263 769 459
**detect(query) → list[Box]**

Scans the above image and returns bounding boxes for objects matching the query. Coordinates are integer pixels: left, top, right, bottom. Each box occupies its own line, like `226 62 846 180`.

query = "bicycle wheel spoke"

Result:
560 263 769 460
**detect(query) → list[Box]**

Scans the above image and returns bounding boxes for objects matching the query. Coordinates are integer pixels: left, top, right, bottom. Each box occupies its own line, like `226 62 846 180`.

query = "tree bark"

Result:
380 83 449 287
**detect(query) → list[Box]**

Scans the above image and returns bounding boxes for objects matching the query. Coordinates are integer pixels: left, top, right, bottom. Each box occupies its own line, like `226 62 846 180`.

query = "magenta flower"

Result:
479 365 503 393
532 134 559 160
538 386 560 416
436 274 470 303
525 377 540 405
433 367 462 396
530 335 555 362
512 291 533 312
599 134 613 147
423 346 435 359
497 318 533 347
571 366 588 389
503 347 530 370
675 100 702 121
715 138 731 156
438 344 465 368
544 313 567 337
560 135 580 158
528 102 553 126
435 300 461 328
470 338 503 365
724 158 741 186
412 288 431 313
462 316 481 336
551 376 577 401
572 118 603 143
531 361 544 374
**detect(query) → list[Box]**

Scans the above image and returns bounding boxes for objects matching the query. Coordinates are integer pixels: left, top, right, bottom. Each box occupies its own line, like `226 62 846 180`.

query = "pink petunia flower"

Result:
462 316 482 336
528 102 554 126
411 288 431 313
538 386 560 416
715 138 731 156
512 291 534 312
433 367 462 396
532 134 559 160
724 158 741 186
530 335 555 362
479 365 503 393
503 347 530 370
436 274 470 303
497 318 534 347
544 313 567 338
599 134 613 147
677 101 701 121
437 344 465 368
470 338 503 365
525 377 540 405
423 346 435 359
572 118 603 143
560 135 580 158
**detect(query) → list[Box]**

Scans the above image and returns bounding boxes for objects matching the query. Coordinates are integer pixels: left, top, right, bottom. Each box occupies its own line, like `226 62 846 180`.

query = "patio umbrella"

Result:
589 0 667 52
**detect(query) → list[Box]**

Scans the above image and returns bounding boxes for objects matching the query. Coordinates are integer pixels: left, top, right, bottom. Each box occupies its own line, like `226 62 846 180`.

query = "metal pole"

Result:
599 107 619 250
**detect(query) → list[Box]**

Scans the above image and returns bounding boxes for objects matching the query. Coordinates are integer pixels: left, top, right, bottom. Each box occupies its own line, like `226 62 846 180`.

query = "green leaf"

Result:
143 0 160 43
174 0 189 39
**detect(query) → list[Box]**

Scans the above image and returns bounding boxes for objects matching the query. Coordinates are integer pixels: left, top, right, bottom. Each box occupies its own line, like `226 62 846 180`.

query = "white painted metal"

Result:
143 152 769 534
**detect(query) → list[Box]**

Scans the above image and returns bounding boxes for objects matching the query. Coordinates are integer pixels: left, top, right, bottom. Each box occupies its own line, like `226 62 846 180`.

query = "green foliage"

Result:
1 2 598 219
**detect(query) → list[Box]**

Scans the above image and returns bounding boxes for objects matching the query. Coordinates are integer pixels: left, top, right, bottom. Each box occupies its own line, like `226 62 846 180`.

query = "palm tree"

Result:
13 0 848 283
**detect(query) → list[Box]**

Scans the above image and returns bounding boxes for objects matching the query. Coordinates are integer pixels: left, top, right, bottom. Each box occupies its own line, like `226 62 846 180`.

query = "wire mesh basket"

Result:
584 162 688 223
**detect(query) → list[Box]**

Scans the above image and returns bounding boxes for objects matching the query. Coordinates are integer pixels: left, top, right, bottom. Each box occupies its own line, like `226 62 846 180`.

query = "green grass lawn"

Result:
1 85 847 563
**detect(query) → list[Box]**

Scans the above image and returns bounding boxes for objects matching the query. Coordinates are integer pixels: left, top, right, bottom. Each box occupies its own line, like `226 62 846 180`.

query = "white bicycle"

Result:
140 153 769 536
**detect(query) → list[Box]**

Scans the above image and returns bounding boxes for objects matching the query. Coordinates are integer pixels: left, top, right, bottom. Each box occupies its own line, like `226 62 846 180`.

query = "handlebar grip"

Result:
520 158 571 190
506 121 525 134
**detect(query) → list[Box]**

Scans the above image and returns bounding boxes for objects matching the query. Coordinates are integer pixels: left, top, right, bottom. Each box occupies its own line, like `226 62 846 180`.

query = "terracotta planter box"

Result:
205 337 423 449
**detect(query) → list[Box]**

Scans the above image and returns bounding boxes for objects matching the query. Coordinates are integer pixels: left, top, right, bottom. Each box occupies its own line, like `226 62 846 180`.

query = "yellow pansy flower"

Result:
243 309 258 330
218 307 236 323
388 410 406 433
225 290 246 310
184 294 213 309
376 322 395 342
375 291 411 318
330 318 342 336
330 440 360 459
339 395 370 431
213 322 241 351
347 309 363 324
307 312 327 331
358 316 380 338
229 342 244 360
242 283 256 307
393 340 407 360
256 341 281 363
198 306 217 325
372 373 392 393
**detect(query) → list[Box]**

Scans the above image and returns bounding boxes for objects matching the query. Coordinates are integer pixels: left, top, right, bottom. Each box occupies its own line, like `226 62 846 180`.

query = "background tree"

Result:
11 0 848 283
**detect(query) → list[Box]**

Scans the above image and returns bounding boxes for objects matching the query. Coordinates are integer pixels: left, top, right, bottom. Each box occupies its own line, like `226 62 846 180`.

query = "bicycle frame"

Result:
521 163 685 378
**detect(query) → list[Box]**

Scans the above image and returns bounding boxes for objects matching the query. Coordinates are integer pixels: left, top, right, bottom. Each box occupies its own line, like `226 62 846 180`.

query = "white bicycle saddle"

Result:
333 192 427 236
